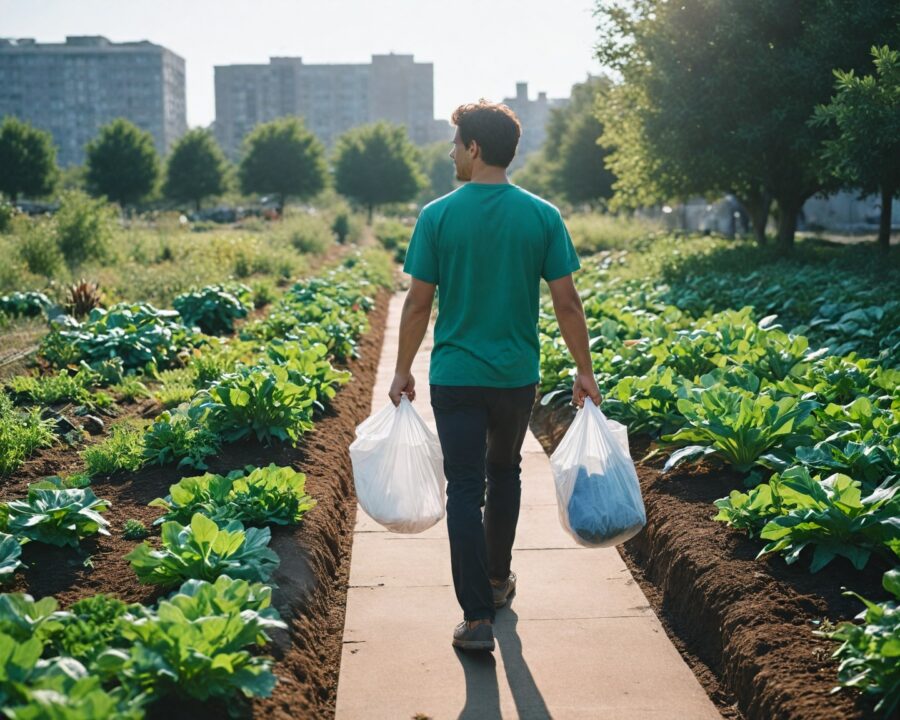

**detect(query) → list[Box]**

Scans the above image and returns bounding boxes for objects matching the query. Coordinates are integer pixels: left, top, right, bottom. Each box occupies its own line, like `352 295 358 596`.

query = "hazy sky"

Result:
1 0 605 128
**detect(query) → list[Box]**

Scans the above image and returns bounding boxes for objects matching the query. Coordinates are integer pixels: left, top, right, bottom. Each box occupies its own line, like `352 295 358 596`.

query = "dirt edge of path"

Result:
530 403 884 720
251 287 389 719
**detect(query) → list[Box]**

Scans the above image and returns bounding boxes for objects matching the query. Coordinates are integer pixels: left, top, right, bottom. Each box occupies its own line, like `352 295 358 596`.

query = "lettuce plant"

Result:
1 478 110 548
126 513 278 587
150 464 316 527
813 568 900 717
0 535 22 584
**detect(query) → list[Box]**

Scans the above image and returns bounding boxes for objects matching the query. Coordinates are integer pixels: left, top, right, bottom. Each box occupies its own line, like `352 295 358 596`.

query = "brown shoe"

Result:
490 571 516 608
452 620 495 651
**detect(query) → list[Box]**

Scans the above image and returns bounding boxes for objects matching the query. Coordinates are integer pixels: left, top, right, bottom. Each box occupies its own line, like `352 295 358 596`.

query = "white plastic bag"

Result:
349 395 446 533
549 398 646 548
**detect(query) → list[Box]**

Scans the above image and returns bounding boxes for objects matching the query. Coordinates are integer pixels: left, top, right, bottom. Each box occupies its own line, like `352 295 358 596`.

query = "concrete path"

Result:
335 292 722 720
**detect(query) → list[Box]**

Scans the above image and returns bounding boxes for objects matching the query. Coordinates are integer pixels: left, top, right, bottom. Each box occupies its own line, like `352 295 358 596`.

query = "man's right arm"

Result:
547 273 602 407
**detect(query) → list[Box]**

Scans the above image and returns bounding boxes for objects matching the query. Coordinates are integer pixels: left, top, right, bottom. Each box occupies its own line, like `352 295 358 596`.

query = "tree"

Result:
811 45 900 252
85 118 159 209
595 0 900 250
164 129 229 212
238 117 327 216
0 117 58 203
416 141 457 204
333 122 426 222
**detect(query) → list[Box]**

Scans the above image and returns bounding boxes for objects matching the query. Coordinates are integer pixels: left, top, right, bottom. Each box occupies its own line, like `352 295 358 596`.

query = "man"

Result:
388 100 601 652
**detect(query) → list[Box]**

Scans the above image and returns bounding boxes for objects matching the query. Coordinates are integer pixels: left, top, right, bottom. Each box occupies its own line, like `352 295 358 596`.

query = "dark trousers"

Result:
430 382 538 623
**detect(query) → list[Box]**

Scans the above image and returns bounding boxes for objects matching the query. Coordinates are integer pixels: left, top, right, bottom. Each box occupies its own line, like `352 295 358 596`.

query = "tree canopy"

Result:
164 129 229 212
333 122 426 222
238 117 327 215
811 45 900 252
85 118 159 208
594 0 900 249
0 117 58 203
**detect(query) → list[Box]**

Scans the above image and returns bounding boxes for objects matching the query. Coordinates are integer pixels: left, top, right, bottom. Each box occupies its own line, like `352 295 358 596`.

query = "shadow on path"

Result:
455 603 553 720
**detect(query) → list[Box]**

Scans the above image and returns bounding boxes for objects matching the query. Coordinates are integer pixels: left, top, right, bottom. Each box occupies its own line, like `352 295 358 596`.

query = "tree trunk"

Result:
195 198 201 213
277 193 284 219
741 188 772 246
878 185 893 253
776 196 804 253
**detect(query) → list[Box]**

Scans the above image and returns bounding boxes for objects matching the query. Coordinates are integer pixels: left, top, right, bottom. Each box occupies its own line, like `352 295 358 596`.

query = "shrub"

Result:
278 212 333 254
17 221 64 277
54 190 117 267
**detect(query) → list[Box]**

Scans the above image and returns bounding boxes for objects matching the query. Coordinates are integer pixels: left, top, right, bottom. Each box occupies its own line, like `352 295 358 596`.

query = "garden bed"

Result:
531 403 886 720
1 286 389 719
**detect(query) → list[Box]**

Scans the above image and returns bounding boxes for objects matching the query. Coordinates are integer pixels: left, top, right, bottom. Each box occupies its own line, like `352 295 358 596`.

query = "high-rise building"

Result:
502 82 568 169
215 53 442 158
0 36 186 167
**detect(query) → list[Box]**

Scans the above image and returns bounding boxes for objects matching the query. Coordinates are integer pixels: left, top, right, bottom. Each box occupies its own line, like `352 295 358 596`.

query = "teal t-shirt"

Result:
403 182 581 388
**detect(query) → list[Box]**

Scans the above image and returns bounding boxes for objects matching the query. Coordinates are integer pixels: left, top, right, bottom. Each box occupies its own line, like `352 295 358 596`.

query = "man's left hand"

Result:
389 372 416 406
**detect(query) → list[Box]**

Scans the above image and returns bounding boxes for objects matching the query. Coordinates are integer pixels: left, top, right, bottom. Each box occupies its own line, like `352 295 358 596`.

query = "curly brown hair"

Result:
451 100 522 168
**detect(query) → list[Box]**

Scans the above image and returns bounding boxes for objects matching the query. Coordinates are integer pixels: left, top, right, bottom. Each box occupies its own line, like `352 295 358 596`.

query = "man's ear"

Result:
467 139 480 160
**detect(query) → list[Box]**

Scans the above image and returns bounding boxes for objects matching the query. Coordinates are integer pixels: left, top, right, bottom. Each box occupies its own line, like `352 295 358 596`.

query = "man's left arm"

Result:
389 278 436 405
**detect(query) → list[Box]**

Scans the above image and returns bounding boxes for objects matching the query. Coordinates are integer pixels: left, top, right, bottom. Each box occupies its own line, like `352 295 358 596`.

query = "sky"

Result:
0 0 606 128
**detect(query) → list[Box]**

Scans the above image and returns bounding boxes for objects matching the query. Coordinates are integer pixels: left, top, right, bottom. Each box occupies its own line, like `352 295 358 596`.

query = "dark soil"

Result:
2 287 390 720
530 403 889 720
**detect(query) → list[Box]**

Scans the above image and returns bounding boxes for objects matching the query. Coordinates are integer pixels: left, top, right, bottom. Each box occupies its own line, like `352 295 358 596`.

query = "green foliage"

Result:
17 221 64 278
662 373 820 472
1 477 110 548
126 513 279 587
416 140 456 203
0 116 58 202
152 367 197 409
85 118 159 208
54 190 117 267
277 212 334 254
333 122 426 219
0 534 22 584
813 568 900 717
811 45 900 250
163 128 229 211
192 364 318 445
41 303 201 370
80 422 146 478
103 576 285 703
150 463 316 527
515 76 615 206
46 594 129 665
121 520 148 541
0 291 52 319
594 0 900 247
0 394 56 476
142 407 220 470
238 117 327 212
110 376 151 402
7 367 108 409
173 284 250 335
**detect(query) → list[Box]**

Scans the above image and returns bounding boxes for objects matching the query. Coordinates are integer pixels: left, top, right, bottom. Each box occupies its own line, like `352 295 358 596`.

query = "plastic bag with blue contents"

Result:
549 398 646 547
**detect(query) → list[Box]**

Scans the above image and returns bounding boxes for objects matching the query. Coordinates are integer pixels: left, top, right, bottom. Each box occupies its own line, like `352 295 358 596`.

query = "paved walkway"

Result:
335 292 722 720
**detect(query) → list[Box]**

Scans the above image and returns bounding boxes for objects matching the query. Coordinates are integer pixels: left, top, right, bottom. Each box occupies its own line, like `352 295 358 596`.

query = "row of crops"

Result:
539 246 899 716
0 250 390 717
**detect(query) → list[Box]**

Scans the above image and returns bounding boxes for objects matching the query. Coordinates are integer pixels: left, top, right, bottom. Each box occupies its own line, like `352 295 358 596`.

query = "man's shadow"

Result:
455 601 553 720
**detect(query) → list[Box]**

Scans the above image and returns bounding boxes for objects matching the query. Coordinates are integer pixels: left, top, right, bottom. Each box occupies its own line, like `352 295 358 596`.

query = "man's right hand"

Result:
572 371 602 408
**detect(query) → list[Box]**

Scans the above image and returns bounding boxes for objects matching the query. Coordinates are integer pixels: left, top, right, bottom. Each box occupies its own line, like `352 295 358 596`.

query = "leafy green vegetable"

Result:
150 464 316 527
0 292 53 319
1 478 110 548
121 520 148 541
662 373 819 472
0 394 56 476
40 303 201 370
813 568 900 717
173 284 251 335
142 407 220 470
0 535 22 584
126 514 279 587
